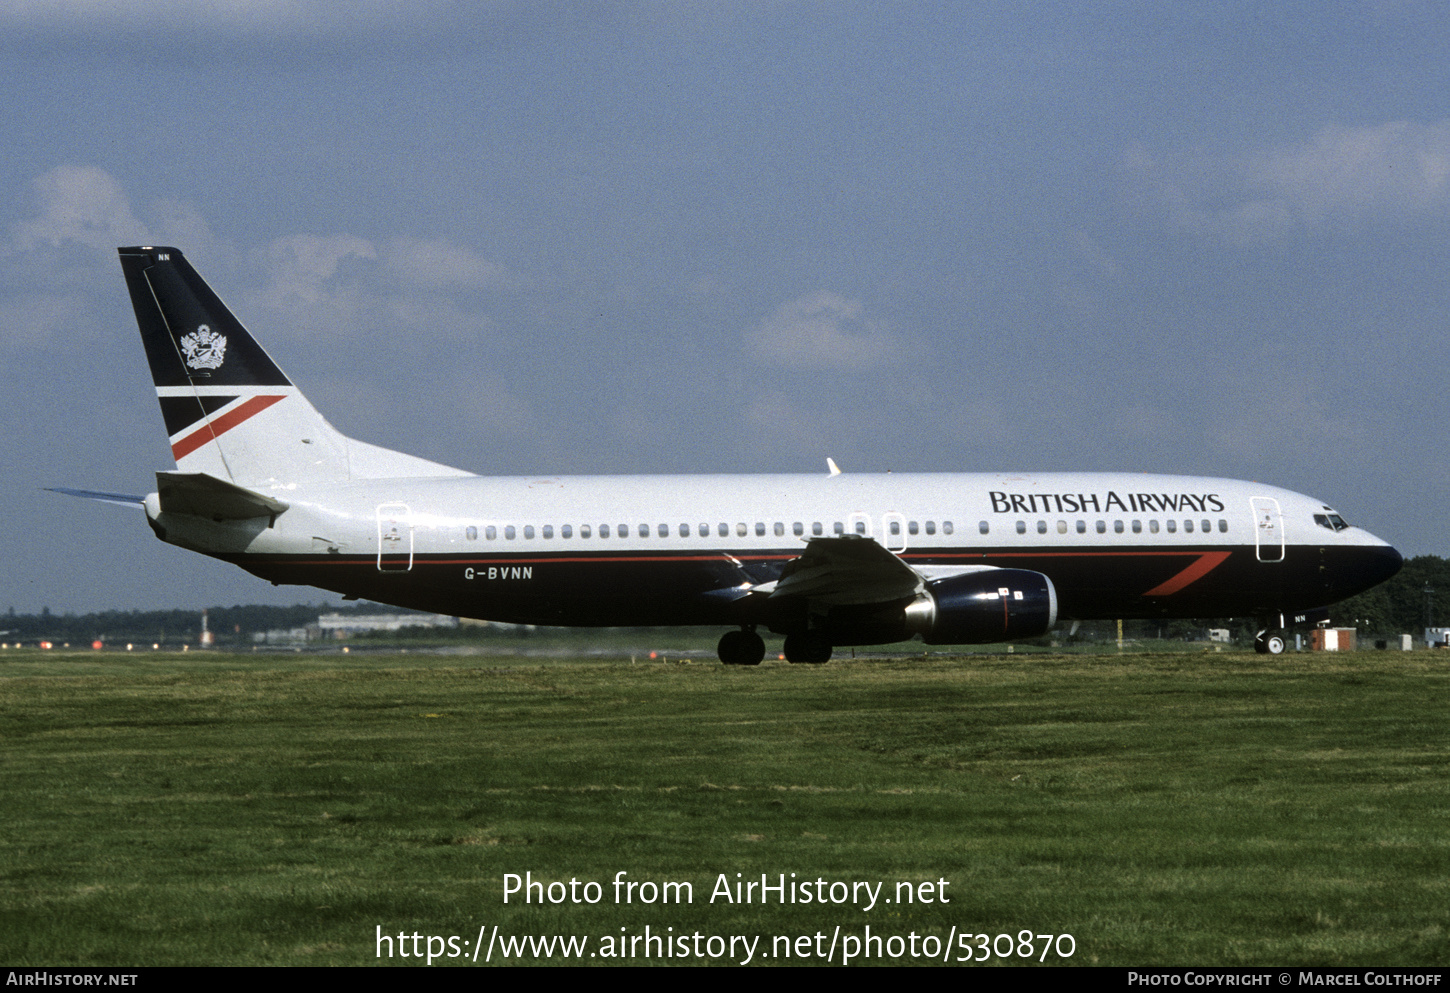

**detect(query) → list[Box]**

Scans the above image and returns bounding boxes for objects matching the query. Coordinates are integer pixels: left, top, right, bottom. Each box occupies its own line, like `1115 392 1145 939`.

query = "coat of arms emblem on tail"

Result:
180 324 227 370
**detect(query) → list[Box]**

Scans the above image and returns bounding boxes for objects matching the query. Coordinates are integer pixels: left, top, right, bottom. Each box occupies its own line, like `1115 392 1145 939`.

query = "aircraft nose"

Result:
1326 537 1402 601
1373 544 1404 585
1351 539 1403 592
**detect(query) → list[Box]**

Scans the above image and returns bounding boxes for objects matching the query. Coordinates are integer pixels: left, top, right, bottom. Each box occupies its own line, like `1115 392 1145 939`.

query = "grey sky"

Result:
2 1 1445 613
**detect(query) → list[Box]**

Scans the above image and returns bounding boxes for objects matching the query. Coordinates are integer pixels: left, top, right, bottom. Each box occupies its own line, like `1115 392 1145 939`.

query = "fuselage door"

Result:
882 512 908 553
377 503 414 572
1250 497 1284 563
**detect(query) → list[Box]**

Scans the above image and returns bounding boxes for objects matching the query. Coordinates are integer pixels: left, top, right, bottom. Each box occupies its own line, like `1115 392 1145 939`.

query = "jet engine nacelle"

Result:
904 568 1058 645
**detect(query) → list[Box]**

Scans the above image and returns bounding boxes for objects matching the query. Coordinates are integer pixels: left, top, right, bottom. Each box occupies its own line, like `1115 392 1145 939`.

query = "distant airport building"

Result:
1309 628 1357 652
253 626 318 645
317 613 459 638
1207 628 1231 643
1424 628 1450 648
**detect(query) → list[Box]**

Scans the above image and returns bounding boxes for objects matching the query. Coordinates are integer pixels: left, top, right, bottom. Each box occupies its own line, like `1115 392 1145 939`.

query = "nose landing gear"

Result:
1254 628 1287 655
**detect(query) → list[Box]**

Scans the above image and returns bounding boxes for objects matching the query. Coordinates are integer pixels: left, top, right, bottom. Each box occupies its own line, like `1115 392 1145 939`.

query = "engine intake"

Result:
904 569 1058 645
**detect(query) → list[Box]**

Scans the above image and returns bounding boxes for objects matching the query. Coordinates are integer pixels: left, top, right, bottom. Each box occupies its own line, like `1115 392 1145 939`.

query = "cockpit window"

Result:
1314 513 1351 532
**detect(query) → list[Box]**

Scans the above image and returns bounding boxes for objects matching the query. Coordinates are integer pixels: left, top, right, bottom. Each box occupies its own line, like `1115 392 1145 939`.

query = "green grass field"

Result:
1 646 1446 966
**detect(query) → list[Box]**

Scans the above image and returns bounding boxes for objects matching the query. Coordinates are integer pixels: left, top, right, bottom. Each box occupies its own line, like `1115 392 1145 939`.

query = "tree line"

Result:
1 601 408 645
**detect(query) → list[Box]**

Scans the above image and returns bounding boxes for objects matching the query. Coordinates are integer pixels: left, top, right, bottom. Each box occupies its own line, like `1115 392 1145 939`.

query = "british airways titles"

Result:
988 491 1227 515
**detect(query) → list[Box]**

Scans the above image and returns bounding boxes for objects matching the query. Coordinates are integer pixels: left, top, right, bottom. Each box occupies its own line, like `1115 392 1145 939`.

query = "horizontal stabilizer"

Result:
46 487 146 508
156 471 289 520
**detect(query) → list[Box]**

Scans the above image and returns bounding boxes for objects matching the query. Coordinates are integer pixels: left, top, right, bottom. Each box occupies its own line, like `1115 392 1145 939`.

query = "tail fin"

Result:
117 246 470 485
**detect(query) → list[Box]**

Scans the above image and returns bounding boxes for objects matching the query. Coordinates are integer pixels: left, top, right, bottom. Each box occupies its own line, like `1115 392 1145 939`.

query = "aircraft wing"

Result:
769 534 926 606
706 535 1008 610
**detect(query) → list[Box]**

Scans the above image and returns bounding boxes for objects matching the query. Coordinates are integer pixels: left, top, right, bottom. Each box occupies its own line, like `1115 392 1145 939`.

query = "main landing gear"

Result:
782 632 832 665
716 629 835 664
717 628 766 666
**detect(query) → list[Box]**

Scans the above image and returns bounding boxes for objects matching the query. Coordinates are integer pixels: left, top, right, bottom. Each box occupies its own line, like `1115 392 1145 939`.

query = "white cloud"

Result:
4 165 516 365
383 237 513 290
147 199 221 258
1131 120 1450 242
248 234 378 342
12 165 149 252
1258 121 1450 218
749 290 900 371
256 233 377 306
0 0 443 33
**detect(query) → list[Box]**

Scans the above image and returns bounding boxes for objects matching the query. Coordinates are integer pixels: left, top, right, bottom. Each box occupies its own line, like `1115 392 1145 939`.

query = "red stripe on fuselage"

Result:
170 395 285 460
1141 550 1232 595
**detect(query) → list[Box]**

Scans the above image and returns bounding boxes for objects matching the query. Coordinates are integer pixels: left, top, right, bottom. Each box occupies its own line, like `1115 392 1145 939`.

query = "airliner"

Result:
54 246 1403 664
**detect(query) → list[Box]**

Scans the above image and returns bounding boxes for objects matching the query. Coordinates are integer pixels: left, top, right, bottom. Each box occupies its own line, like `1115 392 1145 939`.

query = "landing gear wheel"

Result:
718 629 765 666
783 632 833 665
1254 629 1287 655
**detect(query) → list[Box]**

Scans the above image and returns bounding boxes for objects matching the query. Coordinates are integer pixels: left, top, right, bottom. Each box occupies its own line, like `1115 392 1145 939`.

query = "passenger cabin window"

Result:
943 521 954 535
911 522 921 535
793 522 804 536
889 521 901 536
1166 520 1176 533
524 525 534 539
812 522 823 536
486 525 497 540
1149 521 1159 534
466 526 478 541
600 524 610 538
1218 520 1228 533
656 523 667 537
1114 521 1124 533
925 521 936 536
718 523 728 537
1132 520 1142 533
1095 521 1106 534
833 522 844 535
756 522 767 537
543 525 554 539
1016 521 1027 534
854 520 866 535
1057 521 1067 534
1076 520 1086 534
562 525 573 538
737 523 748 537
699 524 708 537
581 525 591 538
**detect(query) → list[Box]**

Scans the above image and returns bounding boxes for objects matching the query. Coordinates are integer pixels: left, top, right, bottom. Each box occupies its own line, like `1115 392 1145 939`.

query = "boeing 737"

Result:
55 246 1403 663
